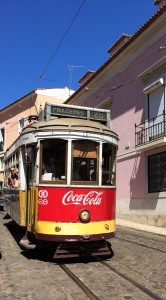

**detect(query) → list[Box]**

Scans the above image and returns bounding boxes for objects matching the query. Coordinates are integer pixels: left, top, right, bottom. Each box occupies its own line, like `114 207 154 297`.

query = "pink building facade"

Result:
66 1 166 227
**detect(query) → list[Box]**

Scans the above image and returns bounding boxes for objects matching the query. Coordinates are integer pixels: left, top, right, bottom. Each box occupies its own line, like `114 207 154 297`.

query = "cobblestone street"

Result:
1 2 166 300
0 210 166 300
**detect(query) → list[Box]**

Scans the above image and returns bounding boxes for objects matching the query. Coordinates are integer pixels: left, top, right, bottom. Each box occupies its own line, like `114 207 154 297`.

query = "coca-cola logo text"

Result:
62 191 103 206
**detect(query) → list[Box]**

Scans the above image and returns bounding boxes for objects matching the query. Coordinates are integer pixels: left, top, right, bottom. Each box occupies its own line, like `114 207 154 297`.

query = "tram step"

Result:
19 234 36 250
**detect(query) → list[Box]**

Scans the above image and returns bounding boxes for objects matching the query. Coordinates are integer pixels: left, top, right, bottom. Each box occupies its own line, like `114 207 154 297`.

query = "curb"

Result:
116 218 166 236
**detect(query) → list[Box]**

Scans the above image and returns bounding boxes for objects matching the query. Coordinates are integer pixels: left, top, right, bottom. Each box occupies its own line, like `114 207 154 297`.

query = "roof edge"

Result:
65 4 166 104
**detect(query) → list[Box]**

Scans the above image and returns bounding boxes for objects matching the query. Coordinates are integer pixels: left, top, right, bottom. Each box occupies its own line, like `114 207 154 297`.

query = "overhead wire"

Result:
40 75 65 85
33 0 87 90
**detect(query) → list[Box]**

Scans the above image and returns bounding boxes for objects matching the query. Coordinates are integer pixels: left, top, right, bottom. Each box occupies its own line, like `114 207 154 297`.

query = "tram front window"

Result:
72 140 98 184
41 139 67 183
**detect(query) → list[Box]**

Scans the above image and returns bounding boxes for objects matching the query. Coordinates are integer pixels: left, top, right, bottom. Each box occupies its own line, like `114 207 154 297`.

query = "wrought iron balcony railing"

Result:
135 113 166 147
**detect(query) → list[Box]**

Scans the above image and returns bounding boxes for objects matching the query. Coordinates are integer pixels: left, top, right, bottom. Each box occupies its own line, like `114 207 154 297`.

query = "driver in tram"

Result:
42 148 56 178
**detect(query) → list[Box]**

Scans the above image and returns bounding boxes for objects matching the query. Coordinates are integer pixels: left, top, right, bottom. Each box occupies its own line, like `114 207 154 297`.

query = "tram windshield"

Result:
40 139 116 186
72 140 98 183
41 139 67 183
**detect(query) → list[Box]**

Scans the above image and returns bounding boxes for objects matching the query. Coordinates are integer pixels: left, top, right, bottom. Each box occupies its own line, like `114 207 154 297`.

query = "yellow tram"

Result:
3 103 118 258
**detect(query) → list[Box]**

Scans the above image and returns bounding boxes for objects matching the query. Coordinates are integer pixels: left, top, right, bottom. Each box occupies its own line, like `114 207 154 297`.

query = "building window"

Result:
143 78 165 140
148 151 166 193
148 85 165 131
0 157 3 171
19 118 25 134
0 128 4 151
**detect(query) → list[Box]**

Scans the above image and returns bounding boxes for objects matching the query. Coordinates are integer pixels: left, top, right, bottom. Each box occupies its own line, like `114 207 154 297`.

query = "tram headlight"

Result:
79 210 90 223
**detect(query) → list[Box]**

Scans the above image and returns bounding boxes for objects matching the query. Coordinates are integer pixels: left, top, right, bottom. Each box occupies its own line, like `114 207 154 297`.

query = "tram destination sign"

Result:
50 104 108 122
51 105 87 119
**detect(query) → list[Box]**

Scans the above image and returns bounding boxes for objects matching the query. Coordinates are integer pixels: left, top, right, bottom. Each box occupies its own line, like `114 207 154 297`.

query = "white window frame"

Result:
18 118 25 134
0 127 5 152
0 156 4 171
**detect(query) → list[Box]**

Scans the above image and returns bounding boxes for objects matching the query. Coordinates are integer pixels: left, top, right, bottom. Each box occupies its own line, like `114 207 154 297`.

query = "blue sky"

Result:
0 0 157 109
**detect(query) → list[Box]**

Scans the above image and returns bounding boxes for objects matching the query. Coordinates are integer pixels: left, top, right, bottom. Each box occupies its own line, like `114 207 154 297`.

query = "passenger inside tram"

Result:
7 165 19 188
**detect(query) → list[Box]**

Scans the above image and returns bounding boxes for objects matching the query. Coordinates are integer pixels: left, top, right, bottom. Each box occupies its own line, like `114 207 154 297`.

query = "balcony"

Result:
135 113 166 151
0 142 4 152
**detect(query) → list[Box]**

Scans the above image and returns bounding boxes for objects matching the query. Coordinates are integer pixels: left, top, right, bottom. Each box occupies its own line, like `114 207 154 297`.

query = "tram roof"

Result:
22 118 118 139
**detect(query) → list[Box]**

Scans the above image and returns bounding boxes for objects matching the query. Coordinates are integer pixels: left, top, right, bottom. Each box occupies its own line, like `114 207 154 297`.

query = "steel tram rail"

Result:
59 264 100 300
76 244 164 300
62 243 165 300
59 256 164 300
97 258 165 300
115 236 166 253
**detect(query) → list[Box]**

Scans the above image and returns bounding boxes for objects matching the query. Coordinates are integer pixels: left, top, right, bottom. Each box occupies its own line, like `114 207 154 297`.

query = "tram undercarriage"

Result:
19 232 114 259
53 240 114 259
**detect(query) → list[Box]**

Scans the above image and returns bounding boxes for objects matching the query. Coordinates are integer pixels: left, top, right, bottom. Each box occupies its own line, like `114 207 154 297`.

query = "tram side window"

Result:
72 140 98 184
26 147 37 181
41 139 67 183
5 157 19 189
102 143 116 186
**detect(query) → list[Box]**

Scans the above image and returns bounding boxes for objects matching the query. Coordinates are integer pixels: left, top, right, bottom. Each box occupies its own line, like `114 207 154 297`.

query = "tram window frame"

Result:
40 139 67 184
102 143 116 186
4 150 20 188
25 146 37 182
71 140 99 185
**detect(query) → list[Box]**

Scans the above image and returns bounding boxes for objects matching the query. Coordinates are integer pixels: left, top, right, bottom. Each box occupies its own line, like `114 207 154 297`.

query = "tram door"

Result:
26 146 37 233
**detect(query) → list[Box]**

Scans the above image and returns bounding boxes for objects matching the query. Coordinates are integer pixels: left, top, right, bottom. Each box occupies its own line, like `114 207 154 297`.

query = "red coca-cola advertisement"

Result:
38 187 116 222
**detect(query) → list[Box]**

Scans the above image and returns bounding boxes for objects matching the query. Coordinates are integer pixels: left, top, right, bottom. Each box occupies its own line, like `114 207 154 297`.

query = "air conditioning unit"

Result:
143 78 164 94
